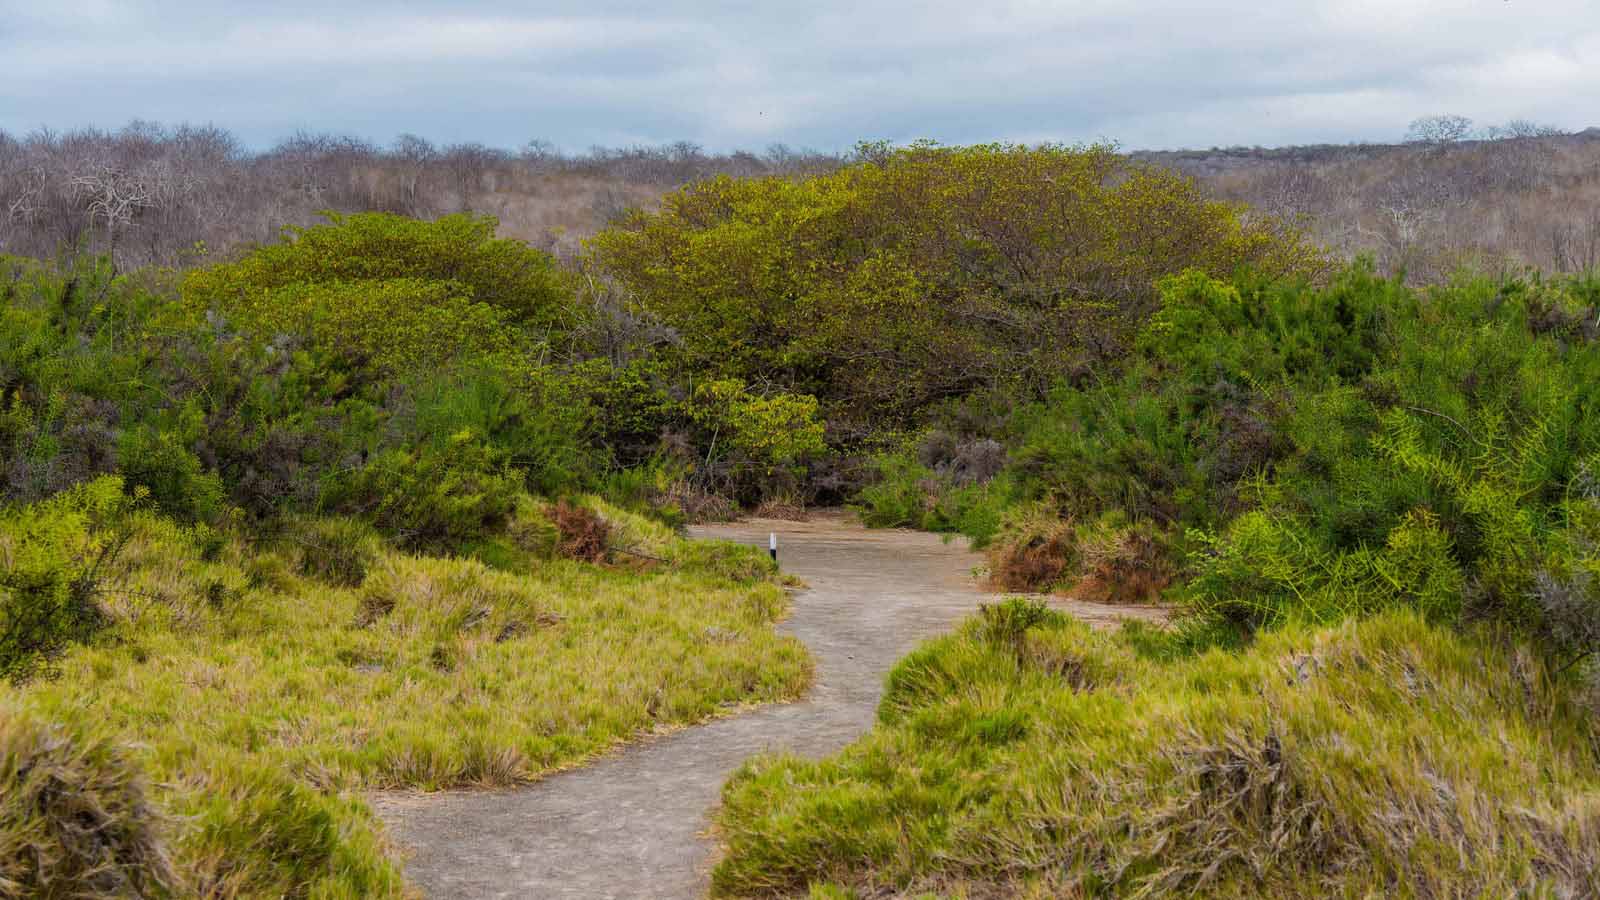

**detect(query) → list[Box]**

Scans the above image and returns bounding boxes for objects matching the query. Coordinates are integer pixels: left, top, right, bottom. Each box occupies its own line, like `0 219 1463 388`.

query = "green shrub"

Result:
116 425 225 524
215 278 519 375
669 539 779 584
406 368 594 497
853 452 936 529
333 431 521 551
182 212 571 330
592 143 1323 427
685 379 828 504
0 478 130 682
883 264 1600 655
973 596 1065 648
503 495 560 560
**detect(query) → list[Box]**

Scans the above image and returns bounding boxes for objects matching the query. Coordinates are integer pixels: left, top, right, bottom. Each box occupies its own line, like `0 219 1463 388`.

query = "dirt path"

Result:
373 513 1163 899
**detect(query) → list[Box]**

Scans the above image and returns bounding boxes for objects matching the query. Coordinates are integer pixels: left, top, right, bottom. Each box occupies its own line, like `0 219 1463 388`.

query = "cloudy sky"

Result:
2 1 1597 153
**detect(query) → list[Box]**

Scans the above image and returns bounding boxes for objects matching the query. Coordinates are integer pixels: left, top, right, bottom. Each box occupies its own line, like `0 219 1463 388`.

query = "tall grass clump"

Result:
714 609 1600 897
0 704 178 898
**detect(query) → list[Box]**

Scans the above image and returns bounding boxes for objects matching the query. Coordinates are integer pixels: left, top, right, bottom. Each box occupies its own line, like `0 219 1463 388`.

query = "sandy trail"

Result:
372 513 1163 899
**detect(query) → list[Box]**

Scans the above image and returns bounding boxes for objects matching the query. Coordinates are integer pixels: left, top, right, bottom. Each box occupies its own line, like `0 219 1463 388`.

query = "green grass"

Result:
3 499 811 897
713 600 1600 898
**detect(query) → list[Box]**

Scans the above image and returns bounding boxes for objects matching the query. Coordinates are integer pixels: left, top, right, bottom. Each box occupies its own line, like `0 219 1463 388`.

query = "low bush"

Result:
182 211 572 331
503 495 561 560
287 516 382 588
334 432 522 551
984 504 1079 592
1071 513 1178 605
0 478 129 682
875 264 1600 659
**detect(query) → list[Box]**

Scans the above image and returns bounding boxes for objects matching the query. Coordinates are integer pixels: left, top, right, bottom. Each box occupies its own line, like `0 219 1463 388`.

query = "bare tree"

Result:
70 163 154 261
391 133 437 215
1485 119 1567 140
440 142 506 209
1406 114 1475 147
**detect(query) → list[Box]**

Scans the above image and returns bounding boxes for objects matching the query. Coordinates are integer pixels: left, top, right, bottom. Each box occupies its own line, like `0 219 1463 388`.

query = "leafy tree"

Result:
591 143 1323 427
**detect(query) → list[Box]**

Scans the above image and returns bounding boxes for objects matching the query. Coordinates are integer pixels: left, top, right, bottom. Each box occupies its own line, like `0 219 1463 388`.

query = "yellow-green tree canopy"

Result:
590 142 1325 425
183 212 571 372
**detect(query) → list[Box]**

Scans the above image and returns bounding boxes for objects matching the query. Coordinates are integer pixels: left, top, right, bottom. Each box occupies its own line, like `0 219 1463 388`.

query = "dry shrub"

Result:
661 480 738 524
986 506 1078 592
0 706 178 898
752 495 808 521
1132 718 1600 897
1132 725 1340 895
550 500 611 563
1071 522 1177 605
918 431 1009 486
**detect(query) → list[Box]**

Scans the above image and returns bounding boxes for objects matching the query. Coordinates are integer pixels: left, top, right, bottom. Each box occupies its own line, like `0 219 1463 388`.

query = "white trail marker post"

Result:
769 532 778 562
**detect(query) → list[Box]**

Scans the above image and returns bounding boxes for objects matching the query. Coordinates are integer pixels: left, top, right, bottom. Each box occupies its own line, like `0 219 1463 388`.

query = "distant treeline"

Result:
3 120 1599 278
1141 125 1600 279
0 122 843 268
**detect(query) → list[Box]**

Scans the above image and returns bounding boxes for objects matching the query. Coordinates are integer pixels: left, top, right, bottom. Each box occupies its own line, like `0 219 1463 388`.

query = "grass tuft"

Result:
0 703 178 898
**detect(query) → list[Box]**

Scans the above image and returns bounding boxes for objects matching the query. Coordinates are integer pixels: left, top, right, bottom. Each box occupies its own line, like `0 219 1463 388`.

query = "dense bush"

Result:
182 211 572 330
0 216 596 544
334 432 522 551
864 262 1600 659
591 142 1324 428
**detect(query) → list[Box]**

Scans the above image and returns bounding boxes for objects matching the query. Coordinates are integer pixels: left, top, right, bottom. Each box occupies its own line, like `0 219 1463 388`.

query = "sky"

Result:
2 1 1598 153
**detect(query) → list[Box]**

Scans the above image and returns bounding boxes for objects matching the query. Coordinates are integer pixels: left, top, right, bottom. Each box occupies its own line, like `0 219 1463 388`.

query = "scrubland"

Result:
4 137 1600 897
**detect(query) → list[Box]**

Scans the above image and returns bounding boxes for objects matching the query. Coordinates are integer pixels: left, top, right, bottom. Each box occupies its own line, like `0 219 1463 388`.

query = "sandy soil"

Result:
372 512 1163 899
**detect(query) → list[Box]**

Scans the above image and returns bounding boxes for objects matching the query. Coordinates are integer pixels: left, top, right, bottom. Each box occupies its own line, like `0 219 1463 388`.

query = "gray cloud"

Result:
2 0 1596 151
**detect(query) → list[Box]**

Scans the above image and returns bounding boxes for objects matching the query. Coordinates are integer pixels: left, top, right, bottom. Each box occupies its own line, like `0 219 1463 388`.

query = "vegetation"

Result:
592 142 1322 429
2 497 804 896
723 261 1600 895
860 265 1600 651
1 702 178 898
0 212 813 894
6 133 1600 897
715 603 1600 897
4 120 1597 278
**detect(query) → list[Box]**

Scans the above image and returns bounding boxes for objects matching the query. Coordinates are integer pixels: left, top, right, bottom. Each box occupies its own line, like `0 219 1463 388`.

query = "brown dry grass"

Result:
986 510 1078 592
1070 526 1176 605
550 499 611 563
750 495 809 522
